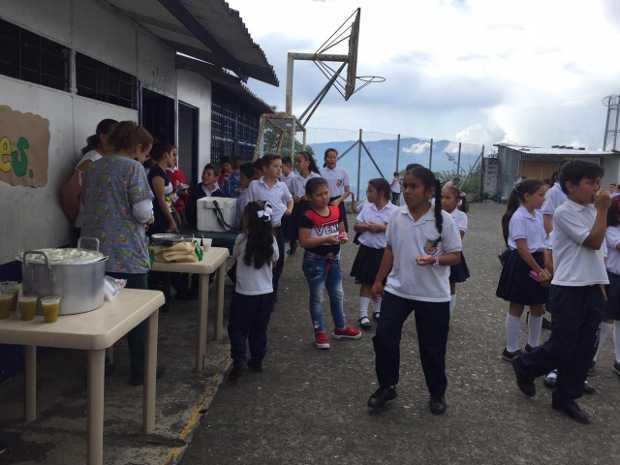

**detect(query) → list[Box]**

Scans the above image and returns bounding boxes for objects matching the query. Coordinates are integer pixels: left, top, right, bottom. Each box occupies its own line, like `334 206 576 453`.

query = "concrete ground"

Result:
182 202 620 465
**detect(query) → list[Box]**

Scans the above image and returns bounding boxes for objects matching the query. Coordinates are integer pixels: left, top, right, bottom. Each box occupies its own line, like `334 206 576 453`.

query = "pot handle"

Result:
22 250 54 291
78 236 100 252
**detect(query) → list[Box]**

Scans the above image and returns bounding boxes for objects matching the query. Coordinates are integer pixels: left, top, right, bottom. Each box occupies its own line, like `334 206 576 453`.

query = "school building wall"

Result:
0 0 215 265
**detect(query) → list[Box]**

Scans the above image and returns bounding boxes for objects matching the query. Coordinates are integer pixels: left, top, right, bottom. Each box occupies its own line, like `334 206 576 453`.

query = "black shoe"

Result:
583 379 596 395
247 360 263 373
552 398 591 424
523 344 535 353
367 386 397 409
358 317 372 331
227 364 244 383
129 366 166 386
542 317 552 330
502 348 522 362
512 358 536 397
429 396 447 415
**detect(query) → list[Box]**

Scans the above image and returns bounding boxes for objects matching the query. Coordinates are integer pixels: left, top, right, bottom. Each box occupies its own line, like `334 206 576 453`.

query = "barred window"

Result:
76 53 137 109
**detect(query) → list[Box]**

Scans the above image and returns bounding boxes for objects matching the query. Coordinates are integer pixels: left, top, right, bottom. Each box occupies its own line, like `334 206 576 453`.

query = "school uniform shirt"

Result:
390 178 401 194
450 209 468 234
235 187 251 228
551 199 609 286
384 207 462 302
356 202 399 249
247 178 292 227
186 182 224 228
541 182 567 215
233 233 279 296
76 149 102 169
507 206 546 252
606 226 620 275
320 166 350 198
280 172 296 196
291 172 321 198
299 206 341 256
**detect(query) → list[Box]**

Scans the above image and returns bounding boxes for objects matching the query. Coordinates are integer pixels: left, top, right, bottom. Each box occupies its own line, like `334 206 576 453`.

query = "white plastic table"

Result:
0 289 164 465
151 246 229 371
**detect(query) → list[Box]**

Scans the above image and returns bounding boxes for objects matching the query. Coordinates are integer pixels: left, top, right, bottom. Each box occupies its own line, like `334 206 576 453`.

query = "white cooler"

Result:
197 196 237 232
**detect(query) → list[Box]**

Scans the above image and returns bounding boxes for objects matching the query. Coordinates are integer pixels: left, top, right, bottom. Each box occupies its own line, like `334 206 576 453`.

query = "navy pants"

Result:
273 227 285 297
516 285 603 402
228 292 274 366
108 272 148 375
373 291 450 398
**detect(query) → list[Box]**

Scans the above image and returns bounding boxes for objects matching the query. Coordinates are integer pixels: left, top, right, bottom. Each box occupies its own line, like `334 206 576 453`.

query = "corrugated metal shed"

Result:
106 0 278 85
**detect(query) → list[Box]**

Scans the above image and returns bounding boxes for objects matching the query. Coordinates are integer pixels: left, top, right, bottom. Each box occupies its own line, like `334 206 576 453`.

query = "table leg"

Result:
197 274 210 371
144 310 159 433
88 349 105 465
24 345 37 422
216 265 226 341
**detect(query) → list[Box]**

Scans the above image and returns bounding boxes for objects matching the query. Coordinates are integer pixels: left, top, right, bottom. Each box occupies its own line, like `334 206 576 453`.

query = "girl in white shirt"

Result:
351 178 398 329
441 183 470 315
289 151 321 255
496 180 550 362
368 166 462 414
320 148 351 232
595 197 620 375
227 201 279 382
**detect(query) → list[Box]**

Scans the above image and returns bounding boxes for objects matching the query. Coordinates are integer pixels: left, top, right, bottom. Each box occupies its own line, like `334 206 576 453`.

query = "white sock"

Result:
505 313 521 353
527 314 542 348
450 295 457 315
594 322 614 363
614 322 620 363
359 296 371 319
373 296 382 315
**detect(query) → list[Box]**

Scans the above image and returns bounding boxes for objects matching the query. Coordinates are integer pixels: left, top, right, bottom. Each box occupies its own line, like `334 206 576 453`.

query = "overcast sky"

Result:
227 0 620 149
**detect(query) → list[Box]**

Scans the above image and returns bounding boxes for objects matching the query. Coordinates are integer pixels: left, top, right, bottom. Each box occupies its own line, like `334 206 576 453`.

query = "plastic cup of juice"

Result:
41 296 61 323
19 295 38 321
0 282 19 313
0 293 11 319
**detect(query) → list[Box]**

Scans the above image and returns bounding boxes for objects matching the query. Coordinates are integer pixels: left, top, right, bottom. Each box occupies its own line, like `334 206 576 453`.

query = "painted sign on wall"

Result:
0 105 50 187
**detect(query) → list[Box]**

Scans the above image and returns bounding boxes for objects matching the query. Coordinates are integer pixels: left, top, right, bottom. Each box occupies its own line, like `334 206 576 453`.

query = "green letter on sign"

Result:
11 137 29 177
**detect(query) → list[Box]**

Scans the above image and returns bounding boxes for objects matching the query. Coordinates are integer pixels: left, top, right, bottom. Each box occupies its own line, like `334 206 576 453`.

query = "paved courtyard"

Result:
182 202 620 465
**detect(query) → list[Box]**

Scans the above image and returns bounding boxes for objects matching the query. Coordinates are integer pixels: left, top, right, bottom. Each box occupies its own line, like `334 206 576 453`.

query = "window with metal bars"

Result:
211 84 260 164
0 17 70 91
75 53 137 109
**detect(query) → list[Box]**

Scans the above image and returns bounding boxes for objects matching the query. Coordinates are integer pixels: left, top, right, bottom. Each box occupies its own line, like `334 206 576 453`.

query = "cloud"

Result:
455 123 506 145
403 141 430 154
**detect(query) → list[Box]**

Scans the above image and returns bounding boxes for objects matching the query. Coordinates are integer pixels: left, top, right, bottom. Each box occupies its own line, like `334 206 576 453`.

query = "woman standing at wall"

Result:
80 121 162 385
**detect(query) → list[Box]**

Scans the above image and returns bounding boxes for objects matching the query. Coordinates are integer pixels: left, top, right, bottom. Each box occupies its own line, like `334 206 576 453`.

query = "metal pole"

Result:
457 142 462 177
395 134 401 173
603 97 612 151
479 145 485 200
356 129 363 202
429 138 434 170
614 96 620 152
285 53 295 115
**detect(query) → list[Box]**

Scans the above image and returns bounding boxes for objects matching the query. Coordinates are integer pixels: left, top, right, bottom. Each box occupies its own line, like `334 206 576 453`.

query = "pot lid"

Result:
20 248 105 265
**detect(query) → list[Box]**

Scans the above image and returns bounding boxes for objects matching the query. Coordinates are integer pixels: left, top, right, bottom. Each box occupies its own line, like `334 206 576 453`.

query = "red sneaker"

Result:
314 330 331 349
333 326 362 340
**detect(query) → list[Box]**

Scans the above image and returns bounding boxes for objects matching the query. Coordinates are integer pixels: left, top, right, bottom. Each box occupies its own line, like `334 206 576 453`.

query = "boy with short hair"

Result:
187 164 225 228
513 161 610 424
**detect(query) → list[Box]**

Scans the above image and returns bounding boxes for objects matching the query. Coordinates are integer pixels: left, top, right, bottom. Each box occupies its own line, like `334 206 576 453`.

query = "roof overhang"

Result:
176 55 273 114
105 0 278 86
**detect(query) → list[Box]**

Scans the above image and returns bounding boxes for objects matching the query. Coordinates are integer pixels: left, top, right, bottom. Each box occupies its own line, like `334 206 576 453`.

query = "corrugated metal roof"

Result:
106 0 278 86
495 143 615 157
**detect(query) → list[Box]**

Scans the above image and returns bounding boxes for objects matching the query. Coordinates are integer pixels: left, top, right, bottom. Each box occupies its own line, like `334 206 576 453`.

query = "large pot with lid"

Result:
20 237 108 315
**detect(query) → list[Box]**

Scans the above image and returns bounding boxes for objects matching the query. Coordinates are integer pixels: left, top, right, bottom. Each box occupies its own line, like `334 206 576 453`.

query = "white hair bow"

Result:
257 203 273 222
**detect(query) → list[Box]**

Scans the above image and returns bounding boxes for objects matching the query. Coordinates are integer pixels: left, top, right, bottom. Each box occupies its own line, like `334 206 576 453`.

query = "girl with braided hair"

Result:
368 166 463 415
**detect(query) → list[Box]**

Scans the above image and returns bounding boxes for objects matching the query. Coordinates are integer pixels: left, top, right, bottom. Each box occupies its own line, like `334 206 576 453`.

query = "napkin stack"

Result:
152 242 198 263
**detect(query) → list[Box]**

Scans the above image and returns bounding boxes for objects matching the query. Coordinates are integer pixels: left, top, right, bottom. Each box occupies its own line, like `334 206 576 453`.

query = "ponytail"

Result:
434 179 443 240
501 179 544 244
80 118 118 155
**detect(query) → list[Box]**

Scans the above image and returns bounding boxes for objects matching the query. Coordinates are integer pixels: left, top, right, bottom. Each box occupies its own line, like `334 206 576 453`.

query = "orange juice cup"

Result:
0 294 11 319
0 282 19 312
19 295 38 321
41 296 61 323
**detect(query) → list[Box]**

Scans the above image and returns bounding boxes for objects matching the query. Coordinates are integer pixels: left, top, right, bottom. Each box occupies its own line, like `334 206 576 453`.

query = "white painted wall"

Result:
177 70 213 182
0 0 179 264
603 157 620 186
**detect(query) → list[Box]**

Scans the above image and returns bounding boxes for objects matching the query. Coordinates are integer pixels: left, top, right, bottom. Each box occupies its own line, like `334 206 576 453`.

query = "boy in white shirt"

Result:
513 161 610 425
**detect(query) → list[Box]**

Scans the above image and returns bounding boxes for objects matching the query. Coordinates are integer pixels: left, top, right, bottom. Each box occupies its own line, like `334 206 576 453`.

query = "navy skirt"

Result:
450 252 470 283
351 244 384 285
496 249 548 305
605 272 620 320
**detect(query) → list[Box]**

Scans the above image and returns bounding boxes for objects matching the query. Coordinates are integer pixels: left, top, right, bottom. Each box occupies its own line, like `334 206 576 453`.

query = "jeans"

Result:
516 285 603 402
373 291 450 398
107 272 148 375
302 251 346 331
228 292 274 366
